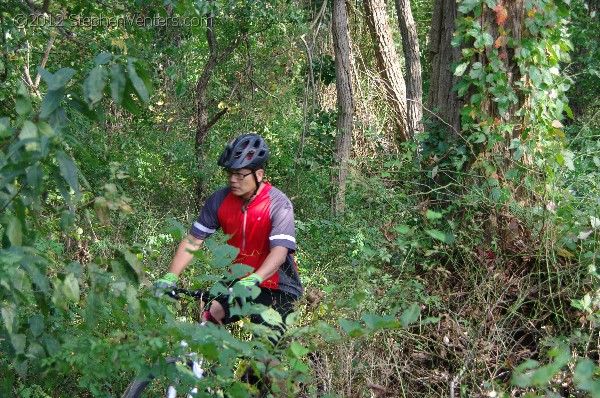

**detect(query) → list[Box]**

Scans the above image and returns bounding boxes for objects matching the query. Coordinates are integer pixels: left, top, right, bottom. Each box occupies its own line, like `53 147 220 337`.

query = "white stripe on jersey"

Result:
269 234 296 243
193 221 216 234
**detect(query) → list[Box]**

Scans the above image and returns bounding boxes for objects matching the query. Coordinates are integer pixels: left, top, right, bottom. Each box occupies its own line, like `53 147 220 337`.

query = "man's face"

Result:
227 168 263 199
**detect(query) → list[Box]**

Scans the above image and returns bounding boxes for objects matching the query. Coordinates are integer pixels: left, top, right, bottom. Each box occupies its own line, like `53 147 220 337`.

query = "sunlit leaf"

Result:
426 210 443 219
288 341 309 358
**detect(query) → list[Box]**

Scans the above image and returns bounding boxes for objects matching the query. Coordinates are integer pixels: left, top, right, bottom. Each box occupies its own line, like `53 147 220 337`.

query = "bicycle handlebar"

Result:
166 287 210 301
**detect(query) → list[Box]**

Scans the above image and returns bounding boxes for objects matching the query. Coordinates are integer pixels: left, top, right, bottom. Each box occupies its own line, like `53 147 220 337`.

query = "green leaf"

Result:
5 214 23 246
127 59 150 103
110 63 126 105
95 52 112 65
126 286 140 315
19 120 39 151
122 249 143 283
530 364 558 387
175 80 188 97
454 62 469 77
94 196 110 224
530 67 542 87
16 83 32 115
339 318 364 337
29 315 44 338
83 65 107 107
564 104 574 119
315 321 341 342
574 358 600 395
55 150 79 193
39 67 76 90
394 225 411 234
426 210 443 219
400 303 420 327
458 0 481 14
260 307 283 326
362 313 400 330
121 95 140 115
426 229 454 244
511 359 539 387
40 87 65 120
11 333 26 355
62 273 80 302
1 303 17 334
60 210 75 232
290 358 309 374
560 149 575 171
288 341 309 358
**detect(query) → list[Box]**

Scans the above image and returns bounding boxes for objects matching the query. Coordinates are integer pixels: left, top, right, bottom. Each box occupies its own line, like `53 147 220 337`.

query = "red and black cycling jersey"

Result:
189 182 302 298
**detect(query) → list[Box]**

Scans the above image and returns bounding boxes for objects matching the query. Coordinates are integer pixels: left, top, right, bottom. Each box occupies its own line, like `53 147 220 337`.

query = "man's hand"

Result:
237 273 263 288
228 273 263 304
153 272 179 295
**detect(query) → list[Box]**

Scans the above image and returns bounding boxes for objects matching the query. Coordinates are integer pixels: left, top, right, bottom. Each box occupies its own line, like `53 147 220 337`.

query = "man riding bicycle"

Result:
154 133 303 331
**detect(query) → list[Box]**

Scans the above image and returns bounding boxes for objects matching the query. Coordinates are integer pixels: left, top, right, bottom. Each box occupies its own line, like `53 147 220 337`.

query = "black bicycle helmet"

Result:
217 133 269 170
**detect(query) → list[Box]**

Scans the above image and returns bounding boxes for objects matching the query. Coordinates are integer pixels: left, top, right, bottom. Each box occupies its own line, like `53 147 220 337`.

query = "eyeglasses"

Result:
226 170 253 181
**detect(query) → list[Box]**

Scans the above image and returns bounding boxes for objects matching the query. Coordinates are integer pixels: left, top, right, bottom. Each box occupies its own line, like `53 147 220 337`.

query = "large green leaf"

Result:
127 59 150 103
40 87 66 120
55 150 79 194
260 307 283 326
1 303 17 334
15 83 32 115
38 67 76 90
29 315 44 338
110 63 127 105
426 229 453 243
4 214 23 247
19 121 39 152
83 65 107 107
400 303 420 327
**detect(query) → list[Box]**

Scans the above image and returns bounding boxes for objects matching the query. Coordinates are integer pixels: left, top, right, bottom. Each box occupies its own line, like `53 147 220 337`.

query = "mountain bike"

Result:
121 287 212 398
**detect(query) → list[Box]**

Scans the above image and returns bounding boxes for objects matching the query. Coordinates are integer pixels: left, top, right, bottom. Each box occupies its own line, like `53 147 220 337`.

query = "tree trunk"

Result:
395 0 423 135
364 0 410 142
428 0 526 152
331 0 354 214
427 0 463 133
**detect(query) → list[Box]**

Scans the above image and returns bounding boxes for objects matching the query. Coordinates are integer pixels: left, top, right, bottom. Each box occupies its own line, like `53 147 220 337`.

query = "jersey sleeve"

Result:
268 189 296 251
189 188 229 240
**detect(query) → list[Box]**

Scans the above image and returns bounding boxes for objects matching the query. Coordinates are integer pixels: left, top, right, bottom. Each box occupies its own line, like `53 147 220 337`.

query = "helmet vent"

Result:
217 134 269 170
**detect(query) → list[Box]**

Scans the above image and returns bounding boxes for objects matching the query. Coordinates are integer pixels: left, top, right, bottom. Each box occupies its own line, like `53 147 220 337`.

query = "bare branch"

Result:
34 34 56 87
206 107 228 130
248 77 278 99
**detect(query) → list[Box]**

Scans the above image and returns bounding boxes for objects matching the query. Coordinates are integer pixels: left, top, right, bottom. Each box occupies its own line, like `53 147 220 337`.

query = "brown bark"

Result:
364 0 410 142
428 0 526 156
331 0 354 214
427 0 463 132
395 0 423 134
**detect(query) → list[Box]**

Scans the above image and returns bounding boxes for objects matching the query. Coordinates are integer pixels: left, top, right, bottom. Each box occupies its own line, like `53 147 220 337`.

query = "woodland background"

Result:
0 0 599 397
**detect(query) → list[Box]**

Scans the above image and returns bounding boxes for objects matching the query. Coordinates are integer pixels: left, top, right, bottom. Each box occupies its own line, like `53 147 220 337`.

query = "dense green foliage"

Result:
1 0 598 397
